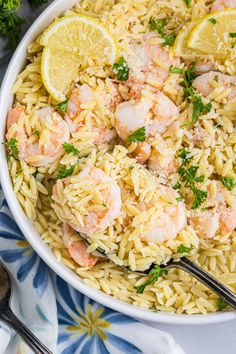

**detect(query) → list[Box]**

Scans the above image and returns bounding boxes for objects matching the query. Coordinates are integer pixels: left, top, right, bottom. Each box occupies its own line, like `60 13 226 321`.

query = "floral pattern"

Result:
0 193 49 297
56 276 142 354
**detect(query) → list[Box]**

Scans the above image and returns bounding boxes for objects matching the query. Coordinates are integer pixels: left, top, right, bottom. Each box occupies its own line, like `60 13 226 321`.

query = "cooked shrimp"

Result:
140 185 186 243
65 84 117 144
115 90 179 141
193 71 236 100
6 106 70 167
210 0 236 12
65 84 95 132
62 223 98 268
194 61 215 75
125 33 179 97
189 181 236 238
132 142 151 164
52 166 122 235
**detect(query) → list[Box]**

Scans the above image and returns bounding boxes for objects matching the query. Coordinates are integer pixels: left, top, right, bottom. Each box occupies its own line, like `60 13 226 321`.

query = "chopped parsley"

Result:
217 297 228 311
230 33 236 38
63 142 79 156
208 18 217 24
177 149 207 209
135 265 168 294
127 127 146 142
112 57 130 81
214 75 219 82
129 165 134 171
183 66 212 125
58 165 75 179
5 138 19 159
170 65 183 74
177 244 193 254
102 203 107 208
56 99 69 116
33 130 40 136
221 177 236 191
184 0 191 7
173 181 181 190
162 33 176 47
149 18 166 36
149 17 175 47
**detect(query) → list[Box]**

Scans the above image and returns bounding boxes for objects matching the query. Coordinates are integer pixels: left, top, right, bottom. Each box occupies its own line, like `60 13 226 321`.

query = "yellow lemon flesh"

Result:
40 15 117 102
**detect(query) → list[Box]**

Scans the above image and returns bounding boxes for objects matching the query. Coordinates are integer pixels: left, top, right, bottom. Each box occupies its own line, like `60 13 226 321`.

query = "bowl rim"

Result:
0 0 235 325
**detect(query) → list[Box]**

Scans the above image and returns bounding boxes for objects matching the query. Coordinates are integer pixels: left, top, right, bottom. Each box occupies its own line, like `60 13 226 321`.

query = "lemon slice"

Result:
173 21 207 57
40 15 117 102
187 9 236 57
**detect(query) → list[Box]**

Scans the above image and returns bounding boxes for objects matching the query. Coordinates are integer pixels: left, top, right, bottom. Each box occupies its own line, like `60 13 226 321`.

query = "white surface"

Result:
0 0 236 351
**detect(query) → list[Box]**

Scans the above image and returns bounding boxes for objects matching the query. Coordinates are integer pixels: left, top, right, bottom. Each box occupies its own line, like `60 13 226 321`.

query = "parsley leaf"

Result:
162 33 176 47
184 0 191 7
222 177 236 191
191 186 207 210
33 130 40 136
173 182 181 190
127 127 146 142
56 99 69 116
112 57 130 81
177 244 193 254
58 165 75 179
63 142 79 156
148 17 175 47
135 265 168 294
208 18 217 24
191 96 212 124
177 149 207 209
230 33 236 38
217 297 228 311
149 18 166 36
170 65 183 74
5 138 19 159
214 75 219 82
184 64 197 88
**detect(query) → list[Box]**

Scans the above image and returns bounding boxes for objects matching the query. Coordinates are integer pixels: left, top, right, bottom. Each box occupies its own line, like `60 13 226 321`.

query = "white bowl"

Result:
0 0 235 325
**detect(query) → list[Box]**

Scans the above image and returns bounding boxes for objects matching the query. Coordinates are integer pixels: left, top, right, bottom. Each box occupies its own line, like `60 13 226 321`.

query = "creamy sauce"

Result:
0 265 9 301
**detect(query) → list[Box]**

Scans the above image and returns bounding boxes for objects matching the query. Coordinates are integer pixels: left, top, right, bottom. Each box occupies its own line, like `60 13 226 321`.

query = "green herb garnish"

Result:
230 33 236 38
217 297 228 311
112 56 130 81
170 65 183 74
5 138 19 159
222 177 236 191
208 18 217 24
102 203 107 208
177 244 193 254
58 165 75 179
163 33 176 47
173 182 181 190
63 142 79 156
184 0 191 7
214 75 219 82
149 17 175 46
127 127 146 142
33 130 40 136
177 149 207 209
149 18 166 36
56 99 69 116
135 265 168 294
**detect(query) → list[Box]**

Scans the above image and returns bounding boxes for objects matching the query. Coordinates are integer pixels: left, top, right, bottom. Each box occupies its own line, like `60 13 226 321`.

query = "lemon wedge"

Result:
187 9 236 57
173 21 207 57
40 15 117 102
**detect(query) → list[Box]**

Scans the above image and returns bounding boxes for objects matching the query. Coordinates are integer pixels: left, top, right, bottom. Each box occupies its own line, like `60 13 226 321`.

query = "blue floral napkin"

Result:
0 186 185 354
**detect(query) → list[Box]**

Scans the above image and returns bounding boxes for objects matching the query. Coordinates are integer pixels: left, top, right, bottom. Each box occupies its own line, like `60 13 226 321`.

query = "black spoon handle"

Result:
1 307 53 354
167 257 236 310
